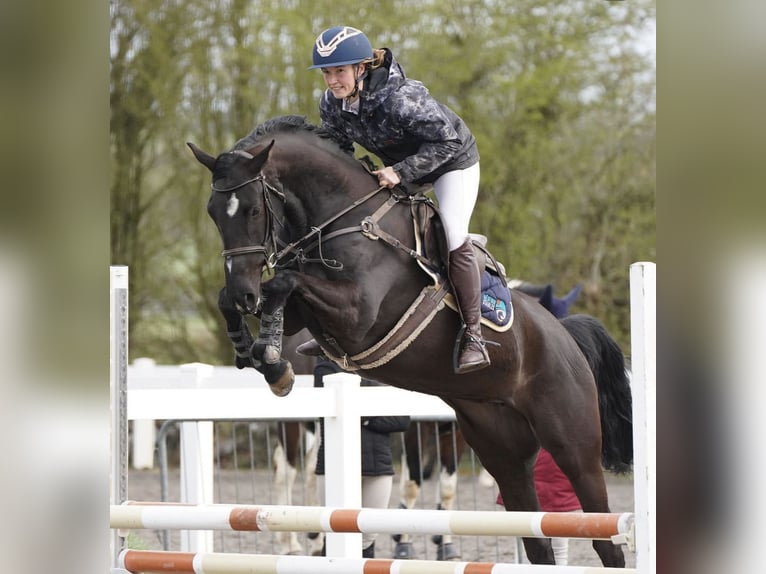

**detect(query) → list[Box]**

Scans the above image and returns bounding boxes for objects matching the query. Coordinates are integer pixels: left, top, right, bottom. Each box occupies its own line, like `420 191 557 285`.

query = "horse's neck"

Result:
276 155 366 228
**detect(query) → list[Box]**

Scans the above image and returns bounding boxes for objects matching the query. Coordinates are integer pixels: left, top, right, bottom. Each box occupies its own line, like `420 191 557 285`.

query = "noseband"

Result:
212 173 285 264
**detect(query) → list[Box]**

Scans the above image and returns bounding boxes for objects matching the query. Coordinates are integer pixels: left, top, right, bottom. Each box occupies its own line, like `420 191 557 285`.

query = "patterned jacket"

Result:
318 48 479 185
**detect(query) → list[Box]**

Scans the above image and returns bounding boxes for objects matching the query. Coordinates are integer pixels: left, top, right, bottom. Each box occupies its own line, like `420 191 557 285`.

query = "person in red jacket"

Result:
496 448 582 565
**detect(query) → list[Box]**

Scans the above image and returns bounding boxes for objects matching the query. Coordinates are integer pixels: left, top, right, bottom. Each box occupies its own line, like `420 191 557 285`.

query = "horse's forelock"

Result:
212 151 247 183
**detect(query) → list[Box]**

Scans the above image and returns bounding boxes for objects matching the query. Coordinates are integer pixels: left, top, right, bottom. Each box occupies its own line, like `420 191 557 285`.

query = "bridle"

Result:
212 170 387 270
212 173 285 262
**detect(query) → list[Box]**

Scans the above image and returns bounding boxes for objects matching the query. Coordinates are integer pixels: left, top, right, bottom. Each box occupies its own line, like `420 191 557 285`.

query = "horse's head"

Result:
188 140 278 314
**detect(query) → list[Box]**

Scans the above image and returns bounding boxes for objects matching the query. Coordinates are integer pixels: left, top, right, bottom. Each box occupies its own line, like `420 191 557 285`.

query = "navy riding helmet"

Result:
309 26 373 69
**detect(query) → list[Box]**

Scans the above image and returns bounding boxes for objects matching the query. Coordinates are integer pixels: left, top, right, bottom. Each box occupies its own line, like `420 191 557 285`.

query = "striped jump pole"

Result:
118 549 637 574
111 502 634 544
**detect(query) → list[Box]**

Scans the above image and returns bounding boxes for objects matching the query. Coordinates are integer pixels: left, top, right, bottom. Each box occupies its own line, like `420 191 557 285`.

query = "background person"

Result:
314 357 411 558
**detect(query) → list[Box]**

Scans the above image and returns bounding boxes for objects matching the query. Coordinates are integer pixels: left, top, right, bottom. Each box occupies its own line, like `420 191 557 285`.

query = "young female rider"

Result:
301 25 489 374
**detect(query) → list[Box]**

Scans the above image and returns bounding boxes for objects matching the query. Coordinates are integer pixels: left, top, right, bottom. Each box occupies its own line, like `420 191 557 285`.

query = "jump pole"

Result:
118 549 636 574
111 502 634 542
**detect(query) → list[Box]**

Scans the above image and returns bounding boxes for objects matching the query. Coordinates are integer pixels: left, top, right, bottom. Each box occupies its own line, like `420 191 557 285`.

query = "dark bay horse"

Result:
188 116 633 567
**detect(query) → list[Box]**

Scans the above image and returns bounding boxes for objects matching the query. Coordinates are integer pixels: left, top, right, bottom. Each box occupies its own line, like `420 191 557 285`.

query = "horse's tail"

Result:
561 314 633 474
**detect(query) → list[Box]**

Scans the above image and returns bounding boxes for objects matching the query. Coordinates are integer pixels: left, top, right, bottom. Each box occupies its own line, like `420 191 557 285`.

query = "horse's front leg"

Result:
248 273 301 397
254 305 295 397
254 270 365 392
262 270 368 340
254 306 285 365
220 286 295 396
218 287 256 369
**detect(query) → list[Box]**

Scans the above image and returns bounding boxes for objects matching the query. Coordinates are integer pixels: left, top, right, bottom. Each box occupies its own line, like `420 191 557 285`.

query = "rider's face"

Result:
321 65 363 99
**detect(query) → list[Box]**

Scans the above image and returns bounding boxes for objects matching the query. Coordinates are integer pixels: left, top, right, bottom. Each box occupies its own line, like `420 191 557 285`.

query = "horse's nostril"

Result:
244 293 258 312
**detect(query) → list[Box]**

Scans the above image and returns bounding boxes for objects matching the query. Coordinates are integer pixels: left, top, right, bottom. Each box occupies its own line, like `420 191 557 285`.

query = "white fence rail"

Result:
127 362 456 557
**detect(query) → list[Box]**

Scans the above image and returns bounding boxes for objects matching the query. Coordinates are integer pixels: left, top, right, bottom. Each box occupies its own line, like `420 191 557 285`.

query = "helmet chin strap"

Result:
346 63 367 101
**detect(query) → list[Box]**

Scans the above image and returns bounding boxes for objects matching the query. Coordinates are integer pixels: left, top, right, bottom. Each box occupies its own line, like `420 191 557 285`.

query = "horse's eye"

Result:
249 206 260 218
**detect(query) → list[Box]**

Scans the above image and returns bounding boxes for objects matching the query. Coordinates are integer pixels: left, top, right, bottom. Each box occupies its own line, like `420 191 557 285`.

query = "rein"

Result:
214 170 386 267
270 183 386 269
214 169 438 274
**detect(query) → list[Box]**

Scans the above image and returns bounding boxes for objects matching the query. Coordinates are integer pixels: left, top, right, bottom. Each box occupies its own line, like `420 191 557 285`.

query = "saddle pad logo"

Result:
482 293 507 323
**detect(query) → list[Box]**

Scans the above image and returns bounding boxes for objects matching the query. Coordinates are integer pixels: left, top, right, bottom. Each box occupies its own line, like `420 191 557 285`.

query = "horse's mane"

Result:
231 114 351 160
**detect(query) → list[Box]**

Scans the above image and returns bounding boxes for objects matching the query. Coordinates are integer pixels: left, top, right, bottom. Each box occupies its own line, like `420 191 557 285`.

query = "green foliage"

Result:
111 0 655 362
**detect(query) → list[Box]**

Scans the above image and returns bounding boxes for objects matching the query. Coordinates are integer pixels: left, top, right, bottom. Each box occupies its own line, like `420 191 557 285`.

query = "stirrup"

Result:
452 325 490 374
296 338 324 357
456 348 490 374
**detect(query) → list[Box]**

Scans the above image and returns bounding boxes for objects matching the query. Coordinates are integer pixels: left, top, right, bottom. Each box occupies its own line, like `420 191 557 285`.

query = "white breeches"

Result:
432 162 480 252
316 474 393 551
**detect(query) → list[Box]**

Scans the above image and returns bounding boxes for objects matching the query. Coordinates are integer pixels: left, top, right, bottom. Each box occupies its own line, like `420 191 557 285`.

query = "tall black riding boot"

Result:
449 239 490 374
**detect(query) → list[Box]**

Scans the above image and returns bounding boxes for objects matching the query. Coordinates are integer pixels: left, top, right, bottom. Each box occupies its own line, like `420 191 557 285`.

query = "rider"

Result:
299 25 489 374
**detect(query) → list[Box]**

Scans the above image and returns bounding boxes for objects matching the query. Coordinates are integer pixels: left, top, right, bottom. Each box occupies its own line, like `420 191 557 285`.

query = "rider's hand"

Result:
372 166 401 189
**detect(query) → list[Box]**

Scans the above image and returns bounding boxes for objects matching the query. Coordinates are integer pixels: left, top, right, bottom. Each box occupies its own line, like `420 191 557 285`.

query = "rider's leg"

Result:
449 239 490 373
361 475 393 557
433 163 489 374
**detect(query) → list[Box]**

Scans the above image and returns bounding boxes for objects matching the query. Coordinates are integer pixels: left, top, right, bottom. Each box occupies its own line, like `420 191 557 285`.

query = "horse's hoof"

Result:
268 362 295 397
436 542 461 561
393 542 415 559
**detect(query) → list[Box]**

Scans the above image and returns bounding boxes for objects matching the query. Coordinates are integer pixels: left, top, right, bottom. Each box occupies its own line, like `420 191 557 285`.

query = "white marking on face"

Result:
226 193 240 217
225 257 232 274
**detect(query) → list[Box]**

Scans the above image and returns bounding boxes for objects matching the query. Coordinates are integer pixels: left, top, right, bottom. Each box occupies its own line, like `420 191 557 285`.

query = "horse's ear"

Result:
562 284 582 308
187 142 216 172
249 139 276 173
538 284 553 311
